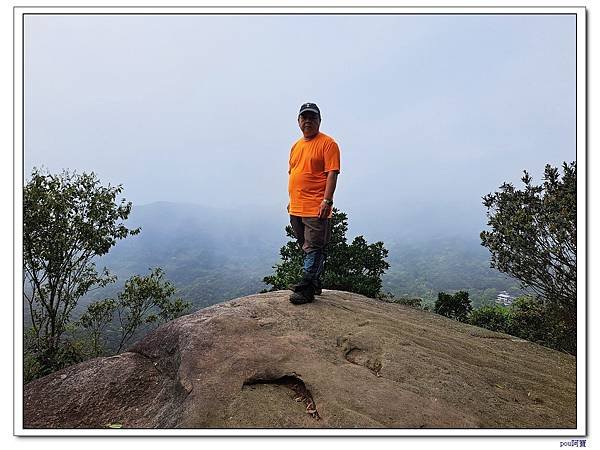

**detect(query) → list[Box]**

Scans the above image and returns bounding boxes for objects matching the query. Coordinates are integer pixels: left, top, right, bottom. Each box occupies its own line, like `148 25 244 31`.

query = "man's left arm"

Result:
318 171 339 219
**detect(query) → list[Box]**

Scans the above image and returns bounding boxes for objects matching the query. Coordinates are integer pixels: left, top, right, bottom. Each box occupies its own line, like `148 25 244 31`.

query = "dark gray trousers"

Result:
289 215 331 286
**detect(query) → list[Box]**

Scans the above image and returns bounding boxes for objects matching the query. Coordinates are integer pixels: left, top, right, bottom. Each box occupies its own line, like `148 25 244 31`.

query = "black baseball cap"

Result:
298 102 321 117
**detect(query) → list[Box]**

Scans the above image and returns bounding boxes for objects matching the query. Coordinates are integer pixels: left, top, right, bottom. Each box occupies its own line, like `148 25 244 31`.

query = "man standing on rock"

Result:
287 102 341 305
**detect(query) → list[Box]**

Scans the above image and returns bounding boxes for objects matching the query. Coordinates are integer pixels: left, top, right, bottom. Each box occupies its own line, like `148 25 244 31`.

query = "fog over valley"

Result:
24 14 575 311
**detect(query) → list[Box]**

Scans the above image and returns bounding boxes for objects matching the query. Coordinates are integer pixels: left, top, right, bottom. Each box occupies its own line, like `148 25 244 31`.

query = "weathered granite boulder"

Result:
23 290 576 428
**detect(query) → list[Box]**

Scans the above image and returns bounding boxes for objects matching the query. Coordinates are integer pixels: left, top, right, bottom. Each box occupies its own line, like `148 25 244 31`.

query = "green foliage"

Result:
263 209 390 298
23 328 43 382
23 168 140 376
23 351 42 384
434 291 472 322
24 268 191 382
480 162 576 354
468 304 511 333
507 296 550 344
78 299 117 357
157 297 193 324
23 322 88 382
507 295 572 351
467 295 574 353
262 225 305 292
115 268 191 352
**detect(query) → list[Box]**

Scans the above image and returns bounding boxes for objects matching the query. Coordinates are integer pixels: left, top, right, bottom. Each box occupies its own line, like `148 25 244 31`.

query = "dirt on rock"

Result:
23 290 576 429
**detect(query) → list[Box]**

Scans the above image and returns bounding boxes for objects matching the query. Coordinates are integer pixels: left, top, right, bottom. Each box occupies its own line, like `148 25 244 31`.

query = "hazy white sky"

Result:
24 13 576 239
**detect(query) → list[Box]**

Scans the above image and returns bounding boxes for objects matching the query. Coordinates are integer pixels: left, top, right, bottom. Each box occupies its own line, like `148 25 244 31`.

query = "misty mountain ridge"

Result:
89 201 286 308
84 201 521 311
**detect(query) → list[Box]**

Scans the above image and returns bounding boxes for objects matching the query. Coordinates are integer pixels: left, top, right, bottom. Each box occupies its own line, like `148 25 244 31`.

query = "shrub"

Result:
469 304 511 333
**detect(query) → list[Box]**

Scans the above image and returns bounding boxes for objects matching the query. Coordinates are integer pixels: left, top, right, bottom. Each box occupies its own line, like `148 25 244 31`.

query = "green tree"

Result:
23 168 140 375
468 304 511 333
480 162 576 354
78 299 117 357
507 295 554 347
263 209 390 298
434 291 472 322
467 296 574 352
116 268 191 352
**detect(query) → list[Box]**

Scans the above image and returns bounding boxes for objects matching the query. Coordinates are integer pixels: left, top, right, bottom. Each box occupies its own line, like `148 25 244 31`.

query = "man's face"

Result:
298 111 321 139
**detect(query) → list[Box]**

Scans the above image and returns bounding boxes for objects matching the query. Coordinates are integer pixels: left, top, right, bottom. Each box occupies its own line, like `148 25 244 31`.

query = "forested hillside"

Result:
383 235 523 308
84 202 286 309
78 202 522 312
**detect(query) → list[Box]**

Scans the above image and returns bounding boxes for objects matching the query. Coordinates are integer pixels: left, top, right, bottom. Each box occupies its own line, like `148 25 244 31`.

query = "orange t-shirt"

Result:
288 132 341 217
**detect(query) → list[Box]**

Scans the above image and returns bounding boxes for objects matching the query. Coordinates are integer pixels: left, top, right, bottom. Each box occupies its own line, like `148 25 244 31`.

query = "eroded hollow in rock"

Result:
344 348 383 376
337 336 383 377
243 375 320 420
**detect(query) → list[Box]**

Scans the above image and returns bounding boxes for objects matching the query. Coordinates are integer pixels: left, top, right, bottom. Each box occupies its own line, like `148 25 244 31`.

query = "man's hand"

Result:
320 171 338 219
318 200 332 219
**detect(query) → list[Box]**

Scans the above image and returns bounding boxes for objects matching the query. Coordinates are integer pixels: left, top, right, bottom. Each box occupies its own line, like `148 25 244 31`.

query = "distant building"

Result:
495 291 514 306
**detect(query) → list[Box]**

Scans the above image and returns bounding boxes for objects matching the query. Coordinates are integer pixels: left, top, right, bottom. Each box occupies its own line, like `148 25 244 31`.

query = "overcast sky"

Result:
24 13 576 240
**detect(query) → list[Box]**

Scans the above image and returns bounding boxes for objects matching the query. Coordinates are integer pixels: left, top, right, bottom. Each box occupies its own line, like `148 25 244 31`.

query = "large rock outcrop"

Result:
24 290 576 428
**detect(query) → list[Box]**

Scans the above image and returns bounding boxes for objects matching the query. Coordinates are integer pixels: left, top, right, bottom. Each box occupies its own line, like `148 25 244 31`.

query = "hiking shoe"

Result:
314 279 322 295
289 285 321 295
289 279 320 293
289 285 315 305
288 278 320 297
289 291 314 304
288 282 309 293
